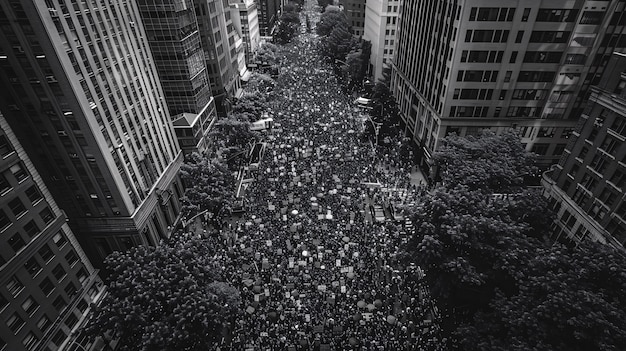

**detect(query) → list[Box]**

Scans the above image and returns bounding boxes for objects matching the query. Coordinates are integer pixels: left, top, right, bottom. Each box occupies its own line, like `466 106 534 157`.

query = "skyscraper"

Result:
230 0 261 66
256 0 283 38
362 0 400 81
391 0 626 173
543 51 626 250
0 112 105 351
137 0 219 155
194 0 243 115
0 0 184 267
341 0 366 38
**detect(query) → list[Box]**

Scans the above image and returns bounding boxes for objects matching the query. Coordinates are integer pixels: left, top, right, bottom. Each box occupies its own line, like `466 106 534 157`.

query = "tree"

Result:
84 235 241 351
433 130 536 192
317 0 334 11
341 40 371 91
246 72 275 93
316 8 346 37
179 153 237 219
231 91 270 122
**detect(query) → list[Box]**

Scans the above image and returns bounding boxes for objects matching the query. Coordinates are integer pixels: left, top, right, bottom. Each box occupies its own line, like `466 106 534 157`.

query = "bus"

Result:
250 117 274 131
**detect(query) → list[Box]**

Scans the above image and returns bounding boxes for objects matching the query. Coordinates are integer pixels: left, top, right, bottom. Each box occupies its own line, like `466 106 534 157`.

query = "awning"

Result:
241 70 253 82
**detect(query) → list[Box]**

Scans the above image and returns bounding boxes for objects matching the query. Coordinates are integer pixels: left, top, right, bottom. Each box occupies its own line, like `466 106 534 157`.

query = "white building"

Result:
363 0 400 82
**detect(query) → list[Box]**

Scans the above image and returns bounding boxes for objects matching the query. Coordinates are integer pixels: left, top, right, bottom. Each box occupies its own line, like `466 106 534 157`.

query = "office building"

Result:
194 0 243 115
230 0 261 66
341 0 366 37
257 0 283 38
0 0 184 267
362 0 400 81
0 112 106 351
543 52 626 250
390 0 626 173
137 0 219 155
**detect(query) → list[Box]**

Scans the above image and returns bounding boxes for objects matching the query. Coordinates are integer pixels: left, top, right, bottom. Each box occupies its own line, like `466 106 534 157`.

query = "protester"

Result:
205 2 442 350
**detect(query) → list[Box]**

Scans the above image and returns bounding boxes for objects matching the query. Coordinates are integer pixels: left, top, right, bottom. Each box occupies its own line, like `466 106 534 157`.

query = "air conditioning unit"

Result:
57 130 68 136
48 8 59 17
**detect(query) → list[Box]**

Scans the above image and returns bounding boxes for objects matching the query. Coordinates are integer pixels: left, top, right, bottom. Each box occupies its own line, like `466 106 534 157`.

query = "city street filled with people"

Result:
208 3 442 350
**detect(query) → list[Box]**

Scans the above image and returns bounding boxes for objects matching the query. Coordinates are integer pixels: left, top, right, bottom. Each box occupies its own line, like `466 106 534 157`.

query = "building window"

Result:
579 11 603 25
22 332 39 351
510 51 518 63
52 264 67 281
529 31 570 43
10 163 28 182
518 71 556 82
37 314 51 333
65 282 77 298
52 231 67 248
23 220 39 237
531 143 549 155
8 197 27 217
39 277 55 296
6 312 25 333
66 250 79 266
39 207 55 224
25 186 42 204
515 31 524 43
521 8 531 21
52 295 67 312
0 135 14 158
523 51 563 63
8 233 26 252
24 257 42 277
0 209 10 230
64 312 79 329
38 244 54 262
0 173 10 194
536 9 578 22
21 296 38 316
51 329 67 347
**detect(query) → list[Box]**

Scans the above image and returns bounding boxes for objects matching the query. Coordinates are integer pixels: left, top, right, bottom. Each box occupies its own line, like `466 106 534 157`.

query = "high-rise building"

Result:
542 52 626 250
341 0 366 38
230 0 261 66
256 0 283 38
194 0 243 115
390 0 626 173
137 0 218 155
0 0 184 267
362 0 400 81
0 112 106 351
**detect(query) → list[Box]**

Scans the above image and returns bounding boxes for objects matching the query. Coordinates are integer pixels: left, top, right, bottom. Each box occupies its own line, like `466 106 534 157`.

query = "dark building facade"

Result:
0 112 105 351
256 0 283 37
543 52 626 250
0 0 184 267
137 0 218 155
391 0 626 173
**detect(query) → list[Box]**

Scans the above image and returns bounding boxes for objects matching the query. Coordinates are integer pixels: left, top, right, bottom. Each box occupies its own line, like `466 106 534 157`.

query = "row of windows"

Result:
452 88 494 100
460 50 503 63
469 7 515 22
449 106 489 118
456 70 497 82
465 29 509 43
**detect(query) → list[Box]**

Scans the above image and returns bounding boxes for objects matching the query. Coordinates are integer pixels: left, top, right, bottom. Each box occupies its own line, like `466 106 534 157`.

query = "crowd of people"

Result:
207 2 443 350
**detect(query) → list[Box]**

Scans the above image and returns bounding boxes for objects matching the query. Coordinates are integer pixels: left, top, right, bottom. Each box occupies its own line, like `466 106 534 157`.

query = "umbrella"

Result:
386 315 397 325
374 299 383 308
342 236 350 242
302 250 309 257
357 300 366 308
347 272 355 279
366 304 375 311
268 311 278 321
349 337 358 346
291 209 299 215
353 312 362 321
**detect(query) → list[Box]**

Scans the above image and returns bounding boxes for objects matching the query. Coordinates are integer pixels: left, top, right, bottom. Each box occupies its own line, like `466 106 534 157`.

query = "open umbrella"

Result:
357 300 366 308
374 299 383 308
366 303 375 311
386 315 397 325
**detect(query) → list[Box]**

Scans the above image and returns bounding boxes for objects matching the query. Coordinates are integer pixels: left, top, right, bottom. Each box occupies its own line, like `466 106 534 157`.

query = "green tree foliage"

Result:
179 153 237 218
231 91 270 122
255 42 279 66
341 40 371 91
434 130 536 192
317 0 334 11
316 8 347 37
246 72 275 93
403 131 626 349
274 5 300 44
84 235 241 351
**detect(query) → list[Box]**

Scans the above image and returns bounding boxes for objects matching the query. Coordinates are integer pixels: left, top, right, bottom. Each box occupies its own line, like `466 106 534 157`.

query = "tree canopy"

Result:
402 131 626 350
433 130 536 192
84 235 241 351
179 152 237 219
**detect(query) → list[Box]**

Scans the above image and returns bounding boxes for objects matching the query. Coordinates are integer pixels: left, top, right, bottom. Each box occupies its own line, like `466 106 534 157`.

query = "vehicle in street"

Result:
250 117 274 131
370 204 386 222
355 97 372 110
